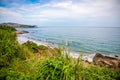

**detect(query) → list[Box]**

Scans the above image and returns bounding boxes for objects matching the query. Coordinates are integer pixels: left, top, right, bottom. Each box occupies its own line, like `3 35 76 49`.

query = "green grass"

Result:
0 25 120 80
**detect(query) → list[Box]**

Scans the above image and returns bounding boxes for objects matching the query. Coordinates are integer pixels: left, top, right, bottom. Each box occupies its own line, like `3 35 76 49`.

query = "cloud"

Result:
0 7 21 17
0 0 120 26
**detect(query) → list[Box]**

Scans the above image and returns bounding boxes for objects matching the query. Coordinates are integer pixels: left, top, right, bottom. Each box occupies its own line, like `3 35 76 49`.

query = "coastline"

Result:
17 35 120 62
17 35 95 62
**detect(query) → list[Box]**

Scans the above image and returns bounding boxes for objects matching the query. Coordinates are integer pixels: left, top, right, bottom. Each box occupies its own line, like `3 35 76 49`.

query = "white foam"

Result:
82 53 96 62
69 51 96 62
69 52 120 62
17 36 47 46
17 36 28 44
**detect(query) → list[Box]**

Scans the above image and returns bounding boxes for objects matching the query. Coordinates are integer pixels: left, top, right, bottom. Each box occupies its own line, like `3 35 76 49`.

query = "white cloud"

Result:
0 7 21 17
0 0 120 26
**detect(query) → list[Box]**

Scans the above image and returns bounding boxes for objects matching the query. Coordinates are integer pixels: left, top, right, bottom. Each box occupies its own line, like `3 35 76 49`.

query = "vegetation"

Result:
0 25 120 80
23 41 48 53
0 25 16 31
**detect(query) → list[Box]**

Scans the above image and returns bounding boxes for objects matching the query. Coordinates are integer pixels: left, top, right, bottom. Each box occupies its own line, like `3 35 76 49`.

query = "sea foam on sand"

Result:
17 35 48 46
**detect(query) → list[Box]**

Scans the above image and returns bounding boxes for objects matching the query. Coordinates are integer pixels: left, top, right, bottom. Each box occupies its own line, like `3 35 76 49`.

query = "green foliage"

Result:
0 30 16 42
36 51 120 80
0 26 26 68
37 56 75 80
0 67 35 80
23 41 48 53
38 45 48 50
77 65 120 80
0 25 16 31
0 40 24 67
23 41 38 53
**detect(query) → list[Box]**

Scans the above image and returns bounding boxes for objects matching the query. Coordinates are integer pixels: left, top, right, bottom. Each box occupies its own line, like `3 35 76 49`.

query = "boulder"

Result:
15 30 29 34
115 55 118 57
23 40 33 45
93 53 120 70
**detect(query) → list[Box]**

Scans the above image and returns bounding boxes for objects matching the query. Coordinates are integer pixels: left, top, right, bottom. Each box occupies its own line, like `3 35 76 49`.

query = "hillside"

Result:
0 25 120 80
0 22 37 28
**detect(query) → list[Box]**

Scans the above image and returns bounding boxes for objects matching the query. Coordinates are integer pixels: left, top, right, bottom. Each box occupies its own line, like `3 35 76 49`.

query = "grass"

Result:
0 25 120 80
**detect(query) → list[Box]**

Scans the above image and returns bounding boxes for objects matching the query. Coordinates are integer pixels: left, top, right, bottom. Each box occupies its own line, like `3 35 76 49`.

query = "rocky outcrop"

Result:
93 53 120 70
15 30 29 34
23 40 58 56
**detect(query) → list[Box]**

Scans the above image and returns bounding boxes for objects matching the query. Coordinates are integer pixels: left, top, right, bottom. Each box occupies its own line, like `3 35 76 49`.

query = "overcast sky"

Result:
0 0 120 27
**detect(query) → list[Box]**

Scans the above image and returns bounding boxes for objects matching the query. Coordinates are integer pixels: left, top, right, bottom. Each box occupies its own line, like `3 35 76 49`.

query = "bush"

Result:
38 45 48 50
23 41 48 53
23 41 38 53
0 26 25 68
0 68 31 80
0 25 16 31
0 30 17 43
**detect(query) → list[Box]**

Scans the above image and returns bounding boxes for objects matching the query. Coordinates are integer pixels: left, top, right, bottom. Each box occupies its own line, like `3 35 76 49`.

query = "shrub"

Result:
0 68 31 80
23 41 48 53
0 30 17 43
38 45 48 50
0 25 16 31
23 41 38 53
0 26 25 68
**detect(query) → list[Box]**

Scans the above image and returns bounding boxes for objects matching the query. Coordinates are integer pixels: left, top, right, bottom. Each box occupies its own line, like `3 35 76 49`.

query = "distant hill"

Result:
0 22 37 28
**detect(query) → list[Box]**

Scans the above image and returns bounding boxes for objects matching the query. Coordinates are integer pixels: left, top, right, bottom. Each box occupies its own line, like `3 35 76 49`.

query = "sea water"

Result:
17 27 120 61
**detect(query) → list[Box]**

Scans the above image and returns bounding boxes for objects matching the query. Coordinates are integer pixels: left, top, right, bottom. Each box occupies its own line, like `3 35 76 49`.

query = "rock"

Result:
15 30 29 34
82 60 91 67
23 40 33 45
115 55 118 57
93 53 120 70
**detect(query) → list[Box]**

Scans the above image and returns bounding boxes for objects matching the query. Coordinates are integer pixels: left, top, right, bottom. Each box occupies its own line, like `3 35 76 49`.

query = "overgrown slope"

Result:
0 25 120 80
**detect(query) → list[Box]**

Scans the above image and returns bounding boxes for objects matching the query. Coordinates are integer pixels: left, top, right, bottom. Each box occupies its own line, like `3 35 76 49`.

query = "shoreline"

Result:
17 35 95 62
17 35 120 62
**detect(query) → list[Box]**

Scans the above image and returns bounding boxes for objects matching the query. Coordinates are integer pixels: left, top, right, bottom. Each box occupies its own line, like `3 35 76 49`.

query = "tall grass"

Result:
36 49 120 80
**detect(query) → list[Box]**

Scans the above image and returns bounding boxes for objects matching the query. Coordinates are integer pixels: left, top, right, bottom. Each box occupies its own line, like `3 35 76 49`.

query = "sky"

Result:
0 0 120 27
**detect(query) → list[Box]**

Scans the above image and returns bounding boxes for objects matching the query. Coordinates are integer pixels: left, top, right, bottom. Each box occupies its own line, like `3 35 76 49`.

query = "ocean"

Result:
17 27 120 61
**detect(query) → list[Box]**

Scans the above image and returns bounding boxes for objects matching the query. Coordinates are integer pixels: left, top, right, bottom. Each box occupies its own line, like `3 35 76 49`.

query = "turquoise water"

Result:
17 27 120 55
